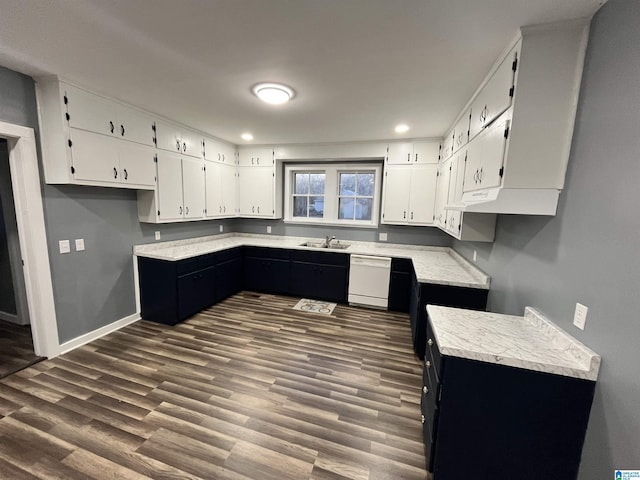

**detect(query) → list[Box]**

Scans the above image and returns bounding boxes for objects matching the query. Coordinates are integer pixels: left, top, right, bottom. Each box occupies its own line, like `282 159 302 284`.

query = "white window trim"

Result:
284 162 382 227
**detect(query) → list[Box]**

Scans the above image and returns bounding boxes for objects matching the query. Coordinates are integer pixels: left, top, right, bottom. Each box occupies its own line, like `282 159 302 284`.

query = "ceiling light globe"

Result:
252 83 295 105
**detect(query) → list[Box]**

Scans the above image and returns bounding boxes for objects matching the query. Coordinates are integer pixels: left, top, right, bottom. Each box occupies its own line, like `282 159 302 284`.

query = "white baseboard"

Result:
58 312 141 356
0 311 23 325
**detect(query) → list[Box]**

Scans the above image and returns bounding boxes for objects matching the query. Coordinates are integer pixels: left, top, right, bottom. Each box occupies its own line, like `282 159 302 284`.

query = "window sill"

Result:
283 218 379 229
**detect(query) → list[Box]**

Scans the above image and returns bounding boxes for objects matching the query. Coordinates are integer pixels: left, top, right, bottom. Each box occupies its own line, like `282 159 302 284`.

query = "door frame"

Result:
1 120 59 358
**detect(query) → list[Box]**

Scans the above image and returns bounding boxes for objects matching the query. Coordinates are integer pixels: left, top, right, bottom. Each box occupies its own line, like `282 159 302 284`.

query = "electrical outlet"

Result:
219 225 224 233
75 239 85 251
155 231 161 240
473 250 477 262
59 240 70 254
267 226 272 234
573 303 588 330
379 233 388 242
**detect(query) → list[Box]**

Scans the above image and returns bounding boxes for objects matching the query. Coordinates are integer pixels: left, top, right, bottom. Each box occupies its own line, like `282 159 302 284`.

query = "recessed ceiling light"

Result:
252 83 295 105
395 124 410 134
241 133 254 141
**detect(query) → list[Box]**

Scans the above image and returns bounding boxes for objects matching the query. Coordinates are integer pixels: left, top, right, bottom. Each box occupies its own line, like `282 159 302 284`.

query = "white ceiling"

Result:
0 0 605 145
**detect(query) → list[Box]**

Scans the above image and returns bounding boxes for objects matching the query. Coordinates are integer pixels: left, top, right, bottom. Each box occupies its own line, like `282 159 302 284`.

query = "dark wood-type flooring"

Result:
0 319 43 380
0 292 427 479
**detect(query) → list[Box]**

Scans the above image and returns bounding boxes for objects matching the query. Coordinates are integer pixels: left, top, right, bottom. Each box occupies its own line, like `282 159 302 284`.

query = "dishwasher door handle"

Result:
350 255 392 268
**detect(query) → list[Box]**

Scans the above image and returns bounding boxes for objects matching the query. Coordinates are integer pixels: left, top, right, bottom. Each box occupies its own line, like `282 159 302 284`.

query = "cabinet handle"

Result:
427 339 433 347
425 360 431 368
411 212 414 220
183 142 187 152
218 153 221 161
251 158 255 165
179 206 183 215
113 167 118 179
223 206 226 213
479 167 483 183
109 121 114 134
219 206 222 213
252 206 255 213
423 386 428 394
257 206 260 214
407 153 410 162
421 415 425 424
185 206 189 215
120 124 125 136
176 140 181 151
257 157 260 165
123 169 128 180
222 154 225 162
415 153 418 162
403 211 406 219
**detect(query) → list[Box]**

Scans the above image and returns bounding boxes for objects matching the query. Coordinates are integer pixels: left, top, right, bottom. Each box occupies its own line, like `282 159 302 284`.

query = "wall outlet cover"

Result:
573 303 588 330
379 233 388 242
59 240 70 254
75 238 85 251
155 231 161 240
473 250 477 262
219 225 224 233
267 226 272 234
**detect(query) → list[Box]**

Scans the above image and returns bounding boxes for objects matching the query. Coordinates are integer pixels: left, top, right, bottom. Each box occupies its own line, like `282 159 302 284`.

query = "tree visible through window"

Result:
338 172 374 221
293 172 325 218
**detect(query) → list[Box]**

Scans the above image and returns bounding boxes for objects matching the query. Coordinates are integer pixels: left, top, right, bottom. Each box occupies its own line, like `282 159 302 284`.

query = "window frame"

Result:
284 162 382 228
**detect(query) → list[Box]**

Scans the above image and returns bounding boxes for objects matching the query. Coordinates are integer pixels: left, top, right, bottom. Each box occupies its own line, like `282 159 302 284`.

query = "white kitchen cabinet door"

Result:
180 128 203 158
155 120 182 154
64 84 118 137
69 128 120 184
117 105 155 146
205 160 223 217
381 166 411 223
156 151 184 221
446 210 462 236
452 112 471 154
441 130 454 161
221 162 238 215
182 157 206 220
408 164 438 224
413 141 440 164
387 143 414 165
220 143 236 164
118 142 156 188
238 147 273 166
449 151 466 206
238 167 273 216
469 45 518 140
464 115 509 193
433 158 452 228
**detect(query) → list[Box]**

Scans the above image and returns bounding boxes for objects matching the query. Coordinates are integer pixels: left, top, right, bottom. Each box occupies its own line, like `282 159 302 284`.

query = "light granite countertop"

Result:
133 233 490 289
426 305 601 381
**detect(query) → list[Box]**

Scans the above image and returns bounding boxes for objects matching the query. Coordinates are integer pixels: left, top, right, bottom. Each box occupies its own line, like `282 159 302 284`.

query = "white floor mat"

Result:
292 299 337 315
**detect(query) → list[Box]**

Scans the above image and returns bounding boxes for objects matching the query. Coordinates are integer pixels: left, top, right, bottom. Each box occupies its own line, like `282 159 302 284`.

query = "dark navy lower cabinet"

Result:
410 273 488 359
243 247 291 295
215 247 243 302
388 257 413 313
422 323 596 479
289 250 349 303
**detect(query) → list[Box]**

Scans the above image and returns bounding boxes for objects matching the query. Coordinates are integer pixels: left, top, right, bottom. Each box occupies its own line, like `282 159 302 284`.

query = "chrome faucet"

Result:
325 235 336 247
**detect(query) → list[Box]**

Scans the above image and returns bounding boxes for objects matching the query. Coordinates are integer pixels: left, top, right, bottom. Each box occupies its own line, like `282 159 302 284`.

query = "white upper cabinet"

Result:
469 43 518 141
204 137 236 164
238 147 273 166
434 158 452 229
155 120 202 158
238 166 276 217
36 78 156 189
452 111 471 154
205 160 238 218
156 151 185 222
387 141 439 165
381 164 438 226
440 129 454 161
181 157 206 220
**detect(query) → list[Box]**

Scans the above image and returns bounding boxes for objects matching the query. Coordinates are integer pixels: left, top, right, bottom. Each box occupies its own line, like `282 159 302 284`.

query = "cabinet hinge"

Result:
499 167 504 178
70 166 75 174
63 95 68 105
385 171 388 177
509 86 515 98
154 155 157 163
512 57 518 72
382 213 385 219
458 224 461 232
152 122 156 132
464 152 468 162
449 165 452 171
504 126 510 139
157 210 160 215
65 112 70 122
68 139 73 148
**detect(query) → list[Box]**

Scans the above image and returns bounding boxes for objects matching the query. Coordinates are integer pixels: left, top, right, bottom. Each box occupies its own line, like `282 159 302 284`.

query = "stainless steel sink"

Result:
299 241 350 250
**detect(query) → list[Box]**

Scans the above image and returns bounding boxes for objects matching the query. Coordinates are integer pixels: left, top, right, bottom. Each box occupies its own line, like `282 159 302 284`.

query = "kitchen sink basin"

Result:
299 241 350 250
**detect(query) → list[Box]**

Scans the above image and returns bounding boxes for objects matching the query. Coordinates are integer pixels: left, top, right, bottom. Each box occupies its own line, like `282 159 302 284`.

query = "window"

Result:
284 163 382 227
293 172 325 218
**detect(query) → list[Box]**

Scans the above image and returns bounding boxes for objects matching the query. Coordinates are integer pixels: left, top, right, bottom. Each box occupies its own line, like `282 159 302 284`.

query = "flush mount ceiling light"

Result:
395 124 410 134
241 132 254 141
252 82 295 105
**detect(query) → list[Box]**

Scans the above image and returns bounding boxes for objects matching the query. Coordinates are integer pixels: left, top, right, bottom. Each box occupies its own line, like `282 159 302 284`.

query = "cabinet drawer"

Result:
243 246 290 260
176 253 216 275
214 246 242 264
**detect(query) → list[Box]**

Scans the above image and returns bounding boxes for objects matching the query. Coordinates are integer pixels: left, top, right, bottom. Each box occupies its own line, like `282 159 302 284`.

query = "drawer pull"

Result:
421 415 425 424
427 339 433 347
423 386 428 394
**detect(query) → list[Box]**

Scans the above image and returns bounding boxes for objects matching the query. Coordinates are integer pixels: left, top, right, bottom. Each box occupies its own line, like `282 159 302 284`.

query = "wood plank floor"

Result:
0 292 428 479
0 319 44 380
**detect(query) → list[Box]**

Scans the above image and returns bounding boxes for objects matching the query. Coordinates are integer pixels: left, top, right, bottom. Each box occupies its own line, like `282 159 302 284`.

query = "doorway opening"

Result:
0 139 44 377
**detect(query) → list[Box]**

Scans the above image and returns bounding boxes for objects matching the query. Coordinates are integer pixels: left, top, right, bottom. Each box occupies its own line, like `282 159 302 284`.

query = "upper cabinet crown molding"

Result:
441 20 590 216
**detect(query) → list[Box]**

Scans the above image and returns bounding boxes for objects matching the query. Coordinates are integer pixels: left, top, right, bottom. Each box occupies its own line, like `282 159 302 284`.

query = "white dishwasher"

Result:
348 255 392 309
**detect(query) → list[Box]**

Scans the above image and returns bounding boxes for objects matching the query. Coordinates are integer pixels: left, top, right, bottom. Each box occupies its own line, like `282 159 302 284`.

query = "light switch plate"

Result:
75 238 85 251
155 231 161 240
573 303 588 330
379 233 388 242
59 240 70 254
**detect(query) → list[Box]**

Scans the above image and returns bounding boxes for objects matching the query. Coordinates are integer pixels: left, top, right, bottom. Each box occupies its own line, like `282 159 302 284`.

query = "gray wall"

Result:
452 0 640 476
234 218 452 246
0 65 235 342
0 140 17 315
